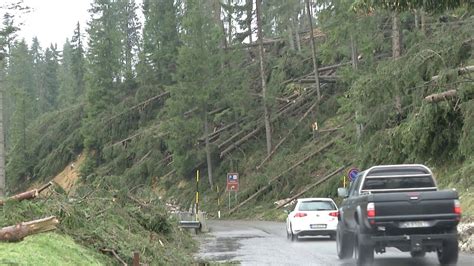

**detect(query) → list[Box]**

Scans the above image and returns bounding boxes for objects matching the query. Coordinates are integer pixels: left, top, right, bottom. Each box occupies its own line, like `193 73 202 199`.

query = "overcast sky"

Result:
15 0 92 48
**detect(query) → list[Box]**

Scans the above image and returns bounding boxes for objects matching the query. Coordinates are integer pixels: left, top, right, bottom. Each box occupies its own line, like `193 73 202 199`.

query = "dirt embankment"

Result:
52 154 85 193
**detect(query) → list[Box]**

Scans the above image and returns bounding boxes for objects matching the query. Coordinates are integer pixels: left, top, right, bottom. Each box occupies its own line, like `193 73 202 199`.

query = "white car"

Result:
286 198 339 241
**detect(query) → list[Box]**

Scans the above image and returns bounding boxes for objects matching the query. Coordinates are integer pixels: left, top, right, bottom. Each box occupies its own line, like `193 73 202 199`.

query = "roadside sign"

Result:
348 168 359 181
226 173 239 192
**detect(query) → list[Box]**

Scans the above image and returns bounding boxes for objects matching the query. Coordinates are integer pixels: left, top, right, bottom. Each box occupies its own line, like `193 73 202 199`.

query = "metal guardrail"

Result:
174 211 208 234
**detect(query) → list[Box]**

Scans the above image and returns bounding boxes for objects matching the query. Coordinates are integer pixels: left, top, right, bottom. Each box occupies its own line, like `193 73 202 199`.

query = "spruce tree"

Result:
83 0 122 156
70 23 85 99
139 0 179 87
166 0 222 187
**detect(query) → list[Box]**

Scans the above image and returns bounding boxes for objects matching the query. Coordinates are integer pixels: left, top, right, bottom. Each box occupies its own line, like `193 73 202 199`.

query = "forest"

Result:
0 0 473 264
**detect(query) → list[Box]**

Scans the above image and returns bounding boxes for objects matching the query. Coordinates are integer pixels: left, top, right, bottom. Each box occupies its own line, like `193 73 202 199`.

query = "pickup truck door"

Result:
341 173 364 231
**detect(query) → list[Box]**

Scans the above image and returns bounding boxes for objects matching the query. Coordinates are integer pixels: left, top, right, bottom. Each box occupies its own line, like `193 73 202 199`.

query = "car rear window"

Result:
298 201 336 211
363 176 435 190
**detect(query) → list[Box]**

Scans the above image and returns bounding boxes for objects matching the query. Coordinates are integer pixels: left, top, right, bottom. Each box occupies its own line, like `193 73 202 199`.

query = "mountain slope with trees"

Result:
1 0 473 263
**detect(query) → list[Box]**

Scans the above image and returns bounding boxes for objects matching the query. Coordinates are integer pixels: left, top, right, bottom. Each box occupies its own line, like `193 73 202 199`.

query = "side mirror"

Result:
337 188 348 198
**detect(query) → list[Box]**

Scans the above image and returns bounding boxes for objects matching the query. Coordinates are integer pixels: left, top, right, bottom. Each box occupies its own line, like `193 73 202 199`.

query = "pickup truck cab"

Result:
336 164 461 266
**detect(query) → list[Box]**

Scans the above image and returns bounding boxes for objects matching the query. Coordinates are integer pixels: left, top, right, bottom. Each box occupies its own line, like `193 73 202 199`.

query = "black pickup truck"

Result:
336 164 461 265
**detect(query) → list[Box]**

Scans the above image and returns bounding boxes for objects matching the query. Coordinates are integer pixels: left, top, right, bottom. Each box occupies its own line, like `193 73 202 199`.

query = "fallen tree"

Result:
0 182 52 206
431 65 474 82
0 216 59 242
424 89 457 103
229 136 341 214
275 165 349 209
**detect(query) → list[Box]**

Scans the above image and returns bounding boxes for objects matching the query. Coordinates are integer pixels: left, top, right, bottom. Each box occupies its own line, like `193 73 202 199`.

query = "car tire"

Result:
330 233 336 240
336 223 354 259
354 225 374 266
437 238 458 265
289 224 297 241
410 250 426 258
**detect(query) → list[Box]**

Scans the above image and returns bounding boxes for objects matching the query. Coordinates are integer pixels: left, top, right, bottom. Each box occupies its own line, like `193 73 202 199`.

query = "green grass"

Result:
0 232 111 265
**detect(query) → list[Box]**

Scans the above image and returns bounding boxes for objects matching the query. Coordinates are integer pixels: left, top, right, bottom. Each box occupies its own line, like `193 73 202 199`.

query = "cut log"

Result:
0 182 52 206
0 216 59 242
229 136 340 214
424 89 457 103
276 165 349 209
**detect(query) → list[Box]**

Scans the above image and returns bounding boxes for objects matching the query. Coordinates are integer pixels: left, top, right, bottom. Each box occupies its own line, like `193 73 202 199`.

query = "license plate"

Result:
399 221 430 228
310 224 326 229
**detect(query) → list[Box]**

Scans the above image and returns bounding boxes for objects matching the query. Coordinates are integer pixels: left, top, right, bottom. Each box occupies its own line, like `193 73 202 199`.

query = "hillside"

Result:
1 0 473 263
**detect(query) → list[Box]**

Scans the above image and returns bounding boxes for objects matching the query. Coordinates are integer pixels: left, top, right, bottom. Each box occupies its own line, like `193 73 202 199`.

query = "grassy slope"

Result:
0 233 111 265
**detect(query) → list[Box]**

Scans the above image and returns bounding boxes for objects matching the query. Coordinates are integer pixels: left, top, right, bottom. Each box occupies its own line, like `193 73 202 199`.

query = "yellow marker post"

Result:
343 175 346 188
195 170 199 221
217 185 221 219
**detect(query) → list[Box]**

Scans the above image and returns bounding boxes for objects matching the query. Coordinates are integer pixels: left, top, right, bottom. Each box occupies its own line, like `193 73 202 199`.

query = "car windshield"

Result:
298 201 336 211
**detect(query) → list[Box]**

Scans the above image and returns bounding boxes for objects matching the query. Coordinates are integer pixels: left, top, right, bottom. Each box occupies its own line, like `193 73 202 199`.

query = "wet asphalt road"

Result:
195 220 474 266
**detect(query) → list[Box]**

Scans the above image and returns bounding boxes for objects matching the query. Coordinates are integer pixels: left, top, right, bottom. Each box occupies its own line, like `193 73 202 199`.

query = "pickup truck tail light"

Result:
367 202 376 224
329 211 339 217
294 212 307 218
454 200 461 219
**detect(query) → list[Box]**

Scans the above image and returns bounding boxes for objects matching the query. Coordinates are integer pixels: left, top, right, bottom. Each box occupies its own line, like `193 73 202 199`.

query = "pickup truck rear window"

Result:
298 201 336 211
362 176 435 190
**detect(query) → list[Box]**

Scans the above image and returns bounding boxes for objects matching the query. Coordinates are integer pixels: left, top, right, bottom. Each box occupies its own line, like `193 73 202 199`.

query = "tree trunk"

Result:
0 89 5 197
424 90 457 103
350 34 358 70
421 9 426 34
256 0 272 155
256 100 318 170
0 182 52 206
227 0 233 45
204 111 214 188
305 0 321 101
246 0 253 43
0 216 59 242
392 12 402 118
392 12 401 59
213 0 228 49
229 137 339 214
288 24 295 51
414 9 419 29
294 14 302 51
275 165 348 209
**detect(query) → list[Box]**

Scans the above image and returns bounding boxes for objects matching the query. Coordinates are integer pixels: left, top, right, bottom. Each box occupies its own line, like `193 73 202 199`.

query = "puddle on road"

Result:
195 234 263 264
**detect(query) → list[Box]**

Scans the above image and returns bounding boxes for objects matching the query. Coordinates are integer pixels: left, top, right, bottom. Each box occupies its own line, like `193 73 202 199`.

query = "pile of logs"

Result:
0 182 59 242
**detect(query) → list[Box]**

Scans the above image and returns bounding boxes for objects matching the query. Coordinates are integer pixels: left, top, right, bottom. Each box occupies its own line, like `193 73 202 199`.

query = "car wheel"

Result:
437 238 458 265
336 223 354 259
410 250 426 258
330 233 336 240
354 225 374 266
289 224 298 241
